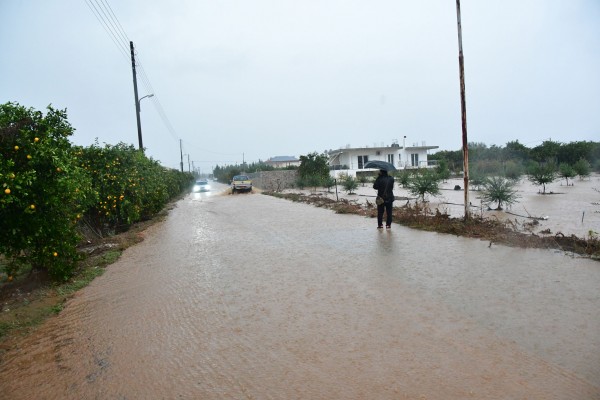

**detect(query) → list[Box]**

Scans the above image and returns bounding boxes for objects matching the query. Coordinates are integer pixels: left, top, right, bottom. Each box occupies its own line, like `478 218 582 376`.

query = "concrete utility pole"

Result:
455 0 470 219
130 41 144 152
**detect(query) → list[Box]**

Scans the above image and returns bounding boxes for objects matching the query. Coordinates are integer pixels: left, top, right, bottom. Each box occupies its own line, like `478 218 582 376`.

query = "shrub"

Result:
0 103 95 280
435 159 451 182
341 176 358 194
407 169 441 202
503 160 524 181
527 161 556 194
558 163 576 186
323 175 336 192
80 142 193 235
395 169 412 187
573 158 591 179
480 176 519 210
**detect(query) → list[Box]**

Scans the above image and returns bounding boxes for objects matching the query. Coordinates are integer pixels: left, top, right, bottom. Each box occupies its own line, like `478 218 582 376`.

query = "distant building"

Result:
265 156 301 168
327 139 439 177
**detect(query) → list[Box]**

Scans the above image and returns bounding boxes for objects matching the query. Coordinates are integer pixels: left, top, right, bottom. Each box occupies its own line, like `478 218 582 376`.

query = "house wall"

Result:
329 147 434 178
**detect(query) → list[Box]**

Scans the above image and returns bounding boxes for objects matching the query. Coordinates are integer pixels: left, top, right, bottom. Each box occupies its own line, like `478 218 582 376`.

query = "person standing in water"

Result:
373 169 395 229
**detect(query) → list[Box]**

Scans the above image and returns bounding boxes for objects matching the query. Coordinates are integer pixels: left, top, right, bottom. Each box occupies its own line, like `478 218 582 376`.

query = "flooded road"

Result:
1 186 599 399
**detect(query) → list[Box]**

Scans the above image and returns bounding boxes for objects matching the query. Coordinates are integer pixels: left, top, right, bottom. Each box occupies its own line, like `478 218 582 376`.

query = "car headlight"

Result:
193 185 200 191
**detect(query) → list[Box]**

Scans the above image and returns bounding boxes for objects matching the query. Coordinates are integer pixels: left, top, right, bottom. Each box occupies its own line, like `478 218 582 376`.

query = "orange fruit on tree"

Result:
4 188 10 195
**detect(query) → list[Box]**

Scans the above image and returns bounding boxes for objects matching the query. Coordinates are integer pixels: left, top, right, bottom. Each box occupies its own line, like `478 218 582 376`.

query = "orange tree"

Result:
0 103 95 280
80 142 193 235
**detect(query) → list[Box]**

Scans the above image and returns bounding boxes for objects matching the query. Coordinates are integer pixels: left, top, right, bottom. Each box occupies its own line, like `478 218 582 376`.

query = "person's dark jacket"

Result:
373 174 395 203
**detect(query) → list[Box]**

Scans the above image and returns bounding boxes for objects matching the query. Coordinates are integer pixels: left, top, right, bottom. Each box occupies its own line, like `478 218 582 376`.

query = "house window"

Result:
411 153 419 167
387 154 394 165
358 155 368 169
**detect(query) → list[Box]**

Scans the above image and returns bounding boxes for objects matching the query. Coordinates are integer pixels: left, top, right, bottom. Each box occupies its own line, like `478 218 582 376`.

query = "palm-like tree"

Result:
480 176 519 210
407 169 441 202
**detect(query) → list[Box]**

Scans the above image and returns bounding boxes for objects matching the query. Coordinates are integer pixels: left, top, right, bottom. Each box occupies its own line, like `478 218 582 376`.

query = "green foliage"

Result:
504 140 530 161
323 175 336 192
480 176 519 210
428 150 462 173
305 174 322 192
527 161 557 194
573 158 591 179
0 103 95 280
294 176 306 189
407 168 441 202
435 159 451 182
530 140 561 163
357 174 370 186
395 169 412 187
341 175 358 194
80 142 193 235
558 163 576 186
468 164 487 191
298 152 329 181
558 141 596 165
0 102 193 281
503 160 524 181
431 140 600 177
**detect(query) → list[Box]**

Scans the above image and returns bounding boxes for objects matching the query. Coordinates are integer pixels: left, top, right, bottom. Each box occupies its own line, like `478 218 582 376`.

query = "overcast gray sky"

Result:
2 1 599 172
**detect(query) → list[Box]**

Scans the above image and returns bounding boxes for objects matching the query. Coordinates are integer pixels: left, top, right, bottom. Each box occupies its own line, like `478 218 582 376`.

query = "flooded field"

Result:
1 184 599 399
319 173 600 238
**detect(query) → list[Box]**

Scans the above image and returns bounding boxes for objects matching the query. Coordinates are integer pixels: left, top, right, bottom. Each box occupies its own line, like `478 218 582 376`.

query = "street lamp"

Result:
135 93 154 151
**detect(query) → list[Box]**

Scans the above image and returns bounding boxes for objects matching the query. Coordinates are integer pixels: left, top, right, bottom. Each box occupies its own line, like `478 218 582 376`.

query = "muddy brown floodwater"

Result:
1 185 599 399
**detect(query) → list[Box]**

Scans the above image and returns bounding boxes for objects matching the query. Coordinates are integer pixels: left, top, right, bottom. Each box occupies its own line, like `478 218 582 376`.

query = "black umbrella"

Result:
364 160 397 171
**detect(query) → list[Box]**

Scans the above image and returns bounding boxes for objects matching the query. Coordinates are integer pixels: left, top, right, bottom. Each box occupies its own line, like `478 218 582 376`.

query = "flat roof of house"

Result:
329 145 439 153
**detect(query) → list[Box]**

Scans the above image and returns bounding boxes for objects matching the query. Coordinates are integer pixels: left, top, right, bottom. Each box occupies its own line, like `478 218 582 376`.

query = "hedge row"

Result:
0 102 194 280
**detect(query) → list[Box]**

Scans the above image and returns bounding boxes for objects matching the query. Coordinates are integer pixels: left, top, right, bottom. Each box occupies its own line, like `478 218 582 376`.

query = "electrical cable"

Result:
84 0 129 59
84 0 246 165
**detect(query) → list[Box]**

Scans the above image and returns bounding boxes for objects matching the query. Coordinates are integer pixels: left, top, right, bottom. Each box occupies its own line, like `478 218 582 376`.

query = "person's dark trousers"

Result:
377 202 393 227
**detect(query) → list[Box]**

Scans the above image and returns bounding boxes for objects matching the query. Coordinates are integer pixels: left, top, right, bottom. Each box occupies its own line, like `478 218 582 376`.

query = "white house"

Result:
327 140 439 178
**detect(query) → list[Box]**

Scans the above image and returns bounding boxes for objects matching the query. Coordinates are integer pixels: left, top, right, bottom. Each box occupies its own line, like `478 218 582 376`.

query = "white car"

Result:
193 179 210 192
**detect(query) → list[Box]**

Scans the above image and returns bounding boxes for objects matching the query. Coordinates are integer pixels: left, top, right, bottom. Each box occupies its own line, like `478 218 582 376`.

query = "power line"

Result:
84 0 129 59
84 0 182 144
84 0 241 164
99 0 130 45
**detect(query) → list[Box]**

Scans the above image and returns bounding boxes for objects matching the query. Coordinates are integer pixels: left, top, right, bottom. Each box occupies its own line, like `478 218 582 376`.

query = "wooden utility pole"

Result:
180 139 184 172
455 0 470 219
130 41 144 151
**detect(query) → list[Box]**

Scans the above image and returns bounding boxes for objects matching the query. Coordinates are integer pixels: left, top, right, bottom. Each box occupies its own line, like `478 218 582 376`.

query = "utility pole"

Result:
455 0 470 219
187 154 191 172
130 41 144 152
179 139 184 172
